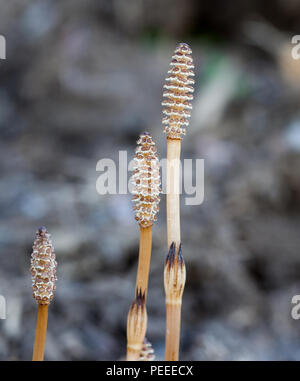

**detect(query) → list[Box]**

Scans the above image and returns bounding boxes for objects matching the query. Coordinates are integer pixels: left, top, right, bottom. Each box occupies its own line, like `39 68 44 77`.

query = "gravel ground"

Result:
1 1 300 360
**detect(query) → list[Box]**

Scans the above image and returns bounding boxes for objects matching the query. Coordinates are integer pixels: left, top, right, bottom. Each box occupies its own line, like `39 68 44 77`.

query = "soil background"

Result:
1 0 300 360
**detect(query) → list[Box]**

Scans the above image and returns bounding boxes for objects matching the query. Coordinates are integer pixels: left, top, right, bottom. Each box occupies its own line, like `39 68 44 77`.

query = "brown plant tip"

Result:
30 226 57 305
162 42 194 139
165 241 175 267
127 290 147 350
164 242 186 303
140 337 155 361
165 242 184 268
132 132 161 228
135 288 146 307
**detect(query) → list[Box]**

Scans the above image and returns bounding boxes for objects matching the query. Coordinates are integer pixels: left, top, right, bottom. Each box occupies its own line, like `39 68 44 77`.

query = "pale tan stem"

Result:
165 137 184 361
126 345 143 361
126 225 152 360
32 304 48 361
165 302 182 361
126 296 147 361
135 225 152 298
166 138 181 249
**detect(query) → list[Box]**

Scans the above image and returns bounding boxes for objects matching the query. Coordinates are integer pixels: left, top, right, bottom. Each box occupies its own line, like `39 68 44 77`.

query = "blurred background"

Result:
1 0 300 360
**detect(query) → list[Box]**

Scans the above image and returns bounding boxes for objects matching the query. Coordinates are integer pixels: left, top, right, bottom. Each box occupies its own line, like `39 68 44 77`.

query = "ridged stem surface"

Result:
165 133 184 362
127 346 142 361
126 292 147 361
165 302 182 361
